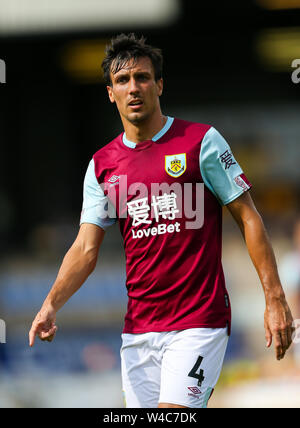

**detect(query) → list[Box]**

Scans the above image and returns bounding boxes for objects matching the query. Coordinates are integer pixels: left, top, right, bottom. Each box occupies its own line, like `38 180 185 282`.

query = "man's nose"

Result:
128 77 139 94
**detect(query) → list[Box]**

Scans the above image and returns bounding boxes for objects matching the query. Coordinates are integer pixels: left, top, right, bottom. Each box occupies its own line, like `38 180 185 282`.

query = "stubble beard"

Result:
126 110 150 126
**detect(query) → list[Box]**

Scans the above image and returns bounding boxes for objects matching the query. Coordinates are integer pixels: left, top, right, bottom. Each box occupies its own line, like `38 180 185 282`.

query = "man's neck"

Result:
122 112 167 144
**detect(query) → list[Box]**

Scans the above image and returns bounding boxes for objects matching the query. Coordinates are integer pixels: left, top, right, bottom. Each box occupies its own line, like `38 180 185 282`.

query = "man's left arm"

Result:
227 192 294 360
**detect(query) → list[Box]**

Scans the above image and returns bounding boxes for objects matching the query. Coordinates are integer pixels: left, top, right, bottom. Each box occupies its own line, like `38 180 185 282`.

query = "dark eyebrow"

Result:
113 70 151 83
116 69 150 76
115 73 129 79
134 71 151 76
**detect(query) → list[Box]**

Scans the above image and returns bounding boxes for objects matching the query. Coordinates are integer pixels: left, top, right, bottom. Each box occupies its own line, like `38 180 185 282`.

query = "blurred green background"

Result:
0 0 300 408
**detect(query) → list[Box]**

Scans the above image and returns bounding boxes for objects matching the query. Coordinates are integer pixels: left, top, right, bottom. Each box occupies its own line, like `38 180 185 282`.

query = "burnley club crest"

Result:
165 153 186 178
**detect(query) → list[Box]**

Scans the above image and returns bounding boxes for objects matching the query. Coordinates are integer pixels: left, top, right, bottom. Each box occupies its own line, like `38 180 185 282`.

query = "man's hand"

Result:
264 296 294 360
227 193 295 361
29 304 58 347
28 225 105 347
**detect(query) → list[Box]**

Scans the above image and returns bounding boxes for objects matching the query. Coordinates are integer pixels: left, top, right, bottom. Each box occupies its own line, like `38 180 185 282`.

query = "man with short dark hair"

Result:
29 33 294 408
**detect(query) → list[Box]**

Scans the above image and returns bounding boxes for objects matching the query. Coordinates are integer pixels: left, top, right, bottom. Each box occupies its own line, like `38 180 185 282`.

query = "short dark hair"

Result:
102 33 163 85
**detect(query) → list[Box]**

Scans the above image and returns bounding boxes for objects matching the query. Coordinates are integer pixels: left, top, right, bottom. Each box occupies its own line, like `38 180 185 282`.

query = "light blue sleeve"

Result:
200 127 251 205
80 159 117 230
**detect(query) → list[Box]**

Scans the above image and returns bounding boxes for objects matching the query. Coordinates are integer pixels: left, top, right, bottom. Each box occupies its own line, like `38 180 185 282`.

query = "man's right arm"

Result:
29 223 105 347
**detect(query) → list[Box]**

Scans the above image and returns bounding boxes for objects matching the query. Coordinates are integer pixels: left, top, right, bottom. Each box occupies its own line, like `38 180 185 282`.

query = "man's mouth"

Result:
128 99 143 107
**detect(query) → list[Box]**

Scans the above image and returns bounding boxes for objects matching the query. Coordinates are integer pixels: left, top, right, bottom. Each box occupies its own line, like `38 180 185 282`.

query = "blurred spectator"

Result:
279 217 300 365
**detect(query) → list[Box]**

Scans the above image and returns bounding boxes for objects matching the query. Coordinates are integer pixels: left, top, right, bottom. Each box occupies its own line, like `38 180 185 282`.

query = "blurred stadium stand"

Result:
1 0 300 407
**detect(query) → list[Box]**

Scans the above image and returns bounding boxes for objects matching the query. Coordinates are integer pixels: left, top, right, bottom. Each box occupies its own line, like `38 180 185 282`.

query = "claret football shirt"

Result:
80 117 251 334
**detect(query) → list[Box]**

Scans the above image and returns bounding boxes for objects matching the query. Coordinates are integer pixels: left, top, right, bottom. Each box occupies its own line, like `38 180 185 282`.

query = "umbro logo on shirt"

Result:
108 175 120 183
108 175 120 187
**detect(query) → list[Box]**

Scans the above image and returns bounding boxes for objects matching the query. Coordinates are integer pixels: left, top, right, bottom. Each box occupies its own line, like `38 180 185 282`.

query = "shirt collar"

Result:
122 116 174 148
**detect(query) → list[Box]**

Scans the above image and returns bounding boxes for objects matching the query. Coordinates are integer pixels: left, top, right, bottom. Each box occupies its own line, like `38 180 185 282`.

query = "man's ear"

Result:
156 78 163 97
107 85 115 103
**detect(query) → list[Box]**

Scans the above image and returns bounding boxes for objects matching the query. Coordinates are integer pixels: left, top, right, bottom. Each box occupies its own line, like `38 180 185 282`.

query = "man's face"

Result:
107 56 163 125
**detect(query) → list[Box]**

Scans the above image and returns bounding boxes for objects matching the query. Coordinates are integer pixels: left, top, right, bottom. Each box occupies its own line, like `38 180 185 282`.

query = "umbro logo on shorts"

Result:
187 386 202 395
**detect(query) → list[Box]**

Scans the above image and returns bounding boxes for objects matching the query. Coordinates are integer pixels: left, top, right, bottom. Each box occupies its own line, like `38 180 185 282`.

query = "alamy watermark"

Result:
80 171 250 238
82 178 207 232
291 59 300 84
292 319 300 344
0 319 6 343
0 59 6 83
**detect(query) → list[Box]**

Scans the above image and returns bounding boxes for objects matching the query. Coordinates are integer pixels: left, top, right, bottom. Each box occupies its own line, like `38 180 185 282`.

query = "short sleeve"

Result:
200 127 252 205
80 159 117 230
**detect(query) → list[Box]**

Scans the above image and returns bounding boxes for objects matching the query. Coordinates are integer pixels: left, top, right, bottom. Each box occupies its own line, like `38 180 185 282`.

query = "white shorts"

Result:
120 327 228 408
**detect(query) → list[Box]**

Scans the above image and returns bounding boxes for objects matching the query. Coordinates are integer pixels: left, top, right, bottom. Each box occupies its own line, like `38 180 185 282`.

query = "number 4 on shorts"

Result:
188 355 205 387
